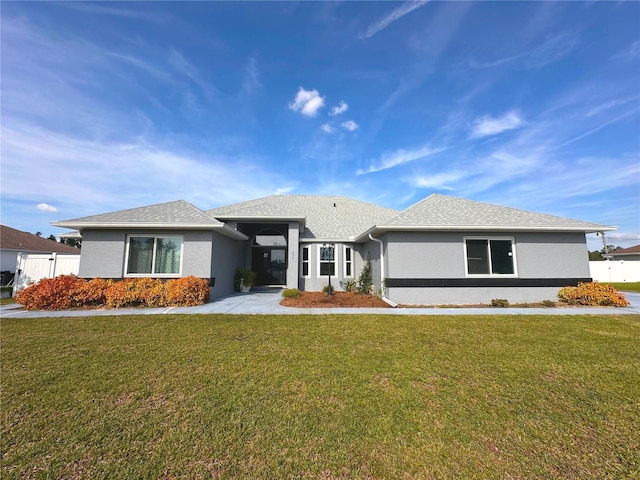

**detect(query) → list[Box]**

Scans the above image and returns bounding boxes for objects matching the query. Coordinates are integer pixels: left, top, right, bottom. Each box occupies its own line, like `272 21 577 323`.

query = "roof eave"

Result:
51 221 249 240
213 214 306 227
355 224 617 241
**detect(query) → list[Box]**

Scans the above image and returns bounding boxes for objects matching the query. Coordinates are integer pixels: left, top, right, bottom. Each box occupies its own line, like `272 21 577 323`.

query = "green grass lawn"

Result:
607 282 640 293
2 314 639 479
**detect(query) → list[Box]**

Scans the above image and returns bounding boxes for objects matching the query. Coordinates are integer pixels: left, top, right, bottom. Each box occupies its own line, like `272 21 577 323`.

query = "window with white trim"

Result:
126 235 183 276
465 238 516 276
318 244 335 277
344 245 353 277
301 246 310 277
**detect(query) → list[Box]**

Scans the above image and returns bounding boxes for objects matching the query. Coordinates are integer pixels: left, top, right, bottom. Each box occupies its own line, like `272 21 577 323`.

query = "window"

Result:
126 236 183 276
465 238 516 276
318 244 335 277
302 246 309 277
344 245 353 277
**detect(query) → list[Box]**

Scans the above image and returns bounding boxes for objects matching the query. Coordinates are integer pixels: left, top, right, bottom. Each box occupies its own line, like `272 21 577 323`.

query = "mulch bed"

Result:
280 291 391 308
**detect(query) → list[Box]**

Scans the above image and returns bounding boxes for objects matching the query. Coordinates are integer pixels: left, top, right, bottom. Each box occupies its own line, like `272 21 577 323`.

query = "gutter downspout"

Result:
369 233 398 308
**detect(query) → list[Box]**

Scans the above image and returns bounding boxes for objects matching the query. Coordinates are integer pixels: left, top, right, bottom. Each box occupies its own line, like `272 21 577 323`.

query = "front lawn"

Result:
607 282 640 293
2 314 639 479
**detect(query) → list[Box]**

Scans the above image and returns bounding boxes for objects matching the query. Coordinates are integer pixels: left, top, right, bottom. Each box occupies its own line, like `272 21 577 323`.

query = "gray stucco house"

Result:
52 194 615 305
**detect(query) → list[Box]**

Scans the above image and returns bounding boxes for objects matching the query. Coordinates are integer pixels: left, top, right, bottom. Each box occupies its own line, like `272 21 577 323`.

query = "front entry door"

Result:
252 248 286 286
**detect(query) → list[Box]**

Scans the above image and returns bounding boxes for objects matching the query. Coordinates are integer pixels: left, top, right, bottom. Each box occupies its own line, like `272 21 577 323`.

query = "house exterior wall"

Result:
383 231 591 305
78 229 240 298
298 242 360 292
286 223 299 289
210 233 245 298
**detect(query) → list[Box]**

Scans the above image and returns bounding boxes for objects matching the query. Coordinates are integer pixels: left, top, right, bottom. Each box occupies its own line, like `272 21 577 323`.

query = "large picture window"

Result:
126 236 183 276
465 238 516 276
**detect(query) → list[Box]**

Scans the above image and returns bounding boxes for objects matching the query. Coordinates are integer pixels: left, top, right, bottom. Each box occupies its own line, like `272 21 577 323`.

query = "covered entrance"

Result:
251 229 287 286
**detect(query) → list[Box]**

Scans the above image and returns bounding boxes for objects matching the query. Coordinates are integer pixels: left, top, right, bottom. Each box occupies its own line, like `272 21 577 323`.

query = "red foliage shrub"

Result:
74 278 111 307
16 275 211 310
16 275 85 310
558 282 629 307
165 276 210 306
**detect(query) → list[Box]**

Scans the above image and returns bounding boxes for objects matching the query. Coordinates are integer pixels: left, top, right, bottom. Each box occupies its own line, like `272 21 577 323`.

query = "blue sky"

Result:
1 1 639 250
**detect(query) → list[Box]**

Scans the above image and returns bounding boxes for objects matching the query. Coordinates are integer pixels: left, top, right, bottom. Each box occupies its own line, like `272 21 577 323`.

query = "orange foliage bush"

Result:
16 275 85 310
558 282 629 307
166 276 210 306
16 275 210 310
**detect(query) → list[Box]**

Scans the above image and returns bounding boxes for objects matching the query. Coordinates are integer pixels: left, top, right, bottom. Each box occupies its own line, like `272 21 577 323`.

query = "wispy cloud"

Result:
341 120 359 132
409 172 467 190
37 203 58 213
330 101 349 116
321 123 335 134
470 111 525 138
289 87 325 117
469 32 579 70
241 54 261 95
168 48 217 102
357 145 445 175
360 1 429 39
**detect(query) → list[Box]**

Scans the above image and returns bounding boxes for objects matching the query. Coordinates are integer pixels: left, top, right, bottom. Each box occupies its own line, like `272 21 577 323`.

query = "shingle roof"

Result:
607 244 640 255
52 200 248 240
54 200 224 227
208 195 399 240
378 194 614 232
0 225 80 253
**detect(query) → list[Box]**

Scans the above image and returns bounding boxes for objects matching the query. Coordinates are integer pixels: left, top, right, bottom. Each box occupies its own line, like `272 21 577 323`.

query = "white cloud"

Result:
341 120 359 132
357 145 445 175
288 87 325 117
321 123 335 134
471 111 525 138
330 101 349 116
410 172 467 190
241 55 261 95
37 203 58 213
360 1 430 39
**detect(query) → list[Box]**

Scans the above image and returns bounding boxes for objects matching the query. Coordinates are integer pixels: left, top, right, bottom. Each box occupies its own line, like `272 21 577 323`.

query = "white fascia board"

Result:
355 224 617 241
299 238 352 244
212 215 306 228
50 222 248 240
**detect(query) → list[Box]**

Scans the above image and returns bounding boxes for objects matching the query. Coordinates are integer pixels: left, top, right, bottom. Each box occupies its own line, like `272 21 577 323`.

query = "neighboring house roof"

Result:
604 244 640 259
0 225 80 254
208 195 399 240
51 200 247 240
355 194 616 240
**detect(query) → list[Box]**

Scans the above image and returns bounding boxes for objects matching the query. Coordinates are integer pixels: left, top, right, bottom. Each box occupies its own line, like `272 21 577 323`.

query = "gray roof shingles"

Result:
381 194 612 231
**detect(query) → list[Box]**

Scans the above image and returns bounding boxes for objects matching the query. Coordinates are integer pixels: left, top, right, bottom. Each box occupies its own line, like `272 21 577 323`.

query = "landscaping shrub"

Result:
558 282 629 307
16 275 210 310
16 275 85 310
282 288 301 298
356 259 372 295
75 278 111 307
344 280 357 293
322 284 334 295
165 276 210 306
491 298 510 308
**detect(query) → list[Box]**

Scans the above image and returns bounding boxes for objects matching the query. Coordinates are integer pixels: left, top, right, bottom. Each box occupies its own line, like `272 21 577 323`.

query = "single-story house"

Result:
604 244 640 262
52 194 615 305
0 225 81 285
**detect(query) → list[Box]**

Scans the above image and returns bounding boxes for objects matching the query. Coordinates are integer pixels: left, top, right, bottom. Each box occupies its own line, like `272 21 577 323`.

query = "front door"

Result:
252 248 287 286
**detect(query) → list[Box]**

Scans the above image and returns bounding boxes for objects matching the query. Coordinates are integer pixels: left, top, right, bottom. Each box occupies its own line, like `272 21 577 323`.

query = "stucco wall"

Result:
210 233 245 298
78 229 231 284
384 231 590 279
381 230 590 305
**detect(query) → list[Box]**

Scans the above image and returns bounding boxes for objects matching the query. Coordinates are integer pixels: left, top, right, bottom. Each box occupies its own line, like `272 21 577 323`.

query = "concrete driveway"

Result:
2 291 639 318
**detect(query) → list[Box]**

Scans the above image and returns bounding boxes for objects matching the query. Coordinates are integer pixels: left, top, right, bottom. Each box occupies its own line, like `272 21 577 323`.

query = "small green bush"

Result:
282 288 301 298
356 259 372 295
344 280 357 293
542 299 556 308
491 298 509 308
322 284 334 295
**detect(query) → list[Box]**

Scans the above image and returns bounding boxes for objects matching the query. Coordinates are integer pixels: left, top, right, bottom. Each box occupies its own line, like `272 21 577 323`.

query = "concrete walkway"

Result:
2 291 639 318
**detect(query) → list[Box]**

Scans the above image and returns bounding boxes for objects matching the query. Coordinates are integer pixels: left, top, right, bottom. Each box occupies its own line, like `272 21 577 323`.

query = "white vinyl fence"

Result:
12 253 81 296
589 260 640 283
